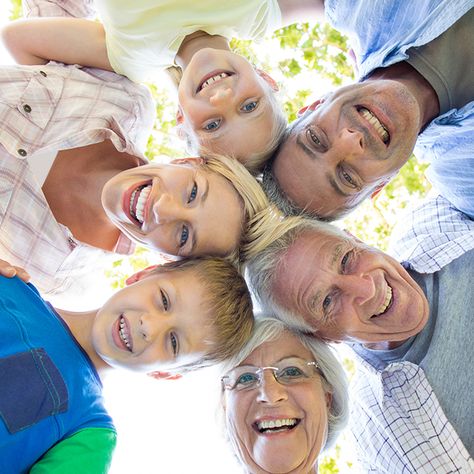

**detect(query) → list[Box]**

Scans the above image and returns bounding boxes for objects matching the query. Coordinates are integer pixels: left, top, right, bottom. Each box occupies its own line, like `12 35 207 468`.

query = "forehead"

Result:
241 332 313 366
272 230 347 310
195 169 243 256
198 99 275 159
165 269 214 350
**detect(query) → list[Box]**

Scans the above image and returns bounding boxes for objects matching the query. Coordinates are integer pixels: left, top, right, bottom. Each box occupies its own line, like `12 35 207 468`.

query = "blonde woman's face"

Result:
177 48 279 162
224 332 330 473
101 159 243 257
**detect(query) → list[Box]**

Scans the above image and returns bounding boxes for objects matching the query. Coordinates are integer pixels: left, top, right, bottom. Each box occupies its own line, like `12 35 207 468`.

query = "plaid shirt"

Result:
350 197 474 472
0 0 155 299
388 194 474 273
350 354 474 473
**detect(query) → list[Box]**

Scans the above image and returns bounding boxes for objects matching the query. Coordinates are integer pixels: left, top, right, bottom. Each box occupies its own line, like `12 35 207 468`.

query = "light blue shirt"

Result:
325 0 474 218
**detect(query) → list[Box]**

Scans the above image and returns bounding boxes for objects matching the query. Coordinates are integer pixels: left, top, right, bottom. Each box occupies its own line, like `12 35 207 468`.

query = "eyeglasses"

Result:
221 358 320 392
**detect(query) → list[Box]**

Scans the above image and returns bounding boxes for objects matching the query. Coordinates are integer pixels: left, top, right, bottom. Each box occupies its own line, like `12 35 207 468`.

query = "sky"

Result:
0 3 357 472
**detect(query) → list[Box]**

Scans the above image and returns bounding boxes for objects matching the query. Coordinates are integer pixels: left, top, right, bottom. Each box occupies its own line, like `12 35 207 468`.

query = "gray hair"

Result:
220 317 349 457
246 217 348 333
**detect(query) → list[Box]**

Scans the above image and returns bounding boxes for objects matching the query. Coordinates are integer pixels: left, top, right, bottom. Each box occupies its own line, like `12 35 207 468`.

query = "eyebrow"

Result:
189 173 209 254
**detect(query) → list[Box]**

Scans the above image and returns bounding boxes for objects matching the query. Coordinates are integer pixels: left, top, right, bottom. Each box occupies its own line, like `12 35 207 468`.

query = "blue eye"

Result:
160 289 169 311
241 101 258 113
170 332 178 356
323 295 332 311
279 366 304 379
236 372 258 387
179 225 189 248
188 183 198 203
203 119 221 131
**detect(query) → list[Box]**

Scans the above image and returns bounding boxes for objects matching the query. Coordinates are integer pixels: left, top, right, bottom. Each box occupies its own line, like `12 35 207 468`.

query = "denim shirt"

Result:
325 0 474 218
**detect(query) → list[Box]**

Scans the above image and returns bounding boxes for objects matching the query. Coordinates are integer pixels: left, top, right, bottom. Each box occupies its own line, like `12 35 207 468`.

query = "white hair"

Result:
245 217 348 332
220 317 349 460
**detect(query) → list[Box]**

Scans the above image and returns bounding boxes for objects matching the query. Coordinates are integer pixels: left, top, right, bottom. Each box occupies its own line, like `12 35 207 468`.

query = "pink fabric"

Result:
0 0 155 295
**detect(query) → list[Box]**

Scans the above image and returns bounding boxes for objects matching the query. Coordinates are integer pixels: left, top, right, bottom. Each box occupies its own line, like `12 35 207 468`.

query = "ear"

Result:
325 390 333 409
298 99 324 117
170 157 205 166
175 106 184 125
255 69 279 92
125 265 159 286
147 371 183 381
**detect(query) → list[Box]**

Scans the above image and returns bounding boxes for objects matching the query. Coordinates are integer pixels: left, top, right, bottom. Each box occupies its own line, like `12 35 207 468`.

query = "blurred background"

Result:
2 1 432 472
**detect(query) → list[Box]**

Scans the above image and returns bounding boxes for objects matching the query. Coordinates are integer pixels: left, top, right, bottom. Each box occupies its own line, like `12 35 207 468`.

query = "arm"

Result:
1 17 112 69
23 0 96 19
277 0 325 26
29 428 117 474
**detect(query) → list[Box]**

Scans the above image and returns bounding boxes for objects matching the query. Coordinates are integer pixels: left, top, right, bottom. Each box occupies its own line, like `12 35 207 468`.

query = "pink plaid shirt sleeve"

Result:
0 1 155 299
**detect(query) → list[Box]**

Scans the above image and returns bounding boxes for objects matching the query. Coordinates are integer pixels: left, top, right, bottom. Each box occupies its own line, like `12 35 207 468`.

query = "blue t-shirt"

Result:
0 277 115 474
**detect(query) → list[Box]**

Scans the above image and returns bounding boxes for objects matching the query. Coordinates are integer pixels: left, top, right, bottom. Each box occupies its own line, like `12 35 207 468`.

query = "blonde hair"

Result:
200 153 284 268
153 257 254 372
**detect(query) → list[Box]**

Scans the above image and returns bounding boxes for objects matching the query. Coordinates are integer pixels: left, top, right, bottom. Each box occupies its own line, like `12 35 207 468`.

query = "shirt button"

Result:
23 104 32 113
40 71 47 77
17 149 27 157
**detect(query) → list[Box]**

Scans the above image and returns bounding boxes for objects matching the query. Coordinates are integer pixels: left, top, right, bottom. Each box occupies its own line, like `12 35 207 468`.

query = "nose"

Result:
257 371 288 404
339 127 364 157
140 310 164 342
341 273 376 306
209 87 232 106
152 193 179 225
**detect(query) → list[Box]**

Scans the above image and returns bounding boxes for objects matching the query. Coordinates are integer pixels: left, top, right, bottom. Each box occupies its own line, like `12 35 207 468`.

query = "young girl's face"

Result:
101 159 243 258
177 49 279 161
91 268 212 372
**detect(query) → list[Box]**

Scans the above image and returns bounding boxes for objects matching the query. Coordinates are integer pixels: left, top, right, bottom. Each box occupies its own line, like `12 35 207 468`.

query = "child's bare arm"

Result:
1 17 112 70
277 0 325 26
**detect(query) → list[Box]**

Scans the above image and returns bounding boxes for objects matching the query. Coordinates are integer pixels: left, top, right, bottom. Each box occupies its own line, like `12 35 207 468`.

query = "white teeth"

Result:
257 418 297 431
374 285 393 316
200 72 230 90
130 185 151 225
359 107 390 144
119 316 132 351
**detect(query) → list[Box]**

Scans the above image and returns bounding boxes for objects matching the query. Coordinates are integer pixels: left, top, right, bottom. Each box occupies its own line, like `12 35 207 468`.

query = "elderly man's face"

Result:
272 230 429 345
272 80 421 218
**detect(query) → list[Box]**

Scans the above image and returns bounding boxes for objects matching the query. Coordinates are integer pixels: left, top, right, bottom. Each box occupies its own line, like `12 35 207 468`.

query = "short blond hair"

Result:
153 257 255 371
201 153 284 268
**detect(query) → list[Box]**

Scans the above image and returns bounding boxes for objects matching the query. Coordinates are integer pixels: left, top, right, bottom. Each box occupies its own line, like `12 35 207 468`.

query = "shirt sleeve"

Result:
23 0 96 19
29 427 117 474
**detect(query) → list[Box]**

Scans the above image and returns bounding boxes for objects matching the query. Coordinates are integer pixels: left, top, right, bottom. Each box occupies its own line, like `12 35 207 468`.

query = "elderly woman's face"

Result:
224 332 330 474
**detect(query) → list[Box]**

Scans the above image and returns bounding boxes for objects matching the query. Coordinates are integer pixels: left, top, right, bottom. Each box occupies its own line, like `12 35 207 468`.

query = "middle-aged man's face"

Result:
272 229 429 344
272 80 422 218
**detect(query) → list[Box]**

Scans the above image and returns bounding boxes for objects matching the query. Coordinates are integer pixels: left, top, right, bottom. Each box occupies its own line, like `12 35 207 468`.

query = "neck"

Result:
175 30 230 70
368 61 440 131
55 307 111 377
43 140 140 250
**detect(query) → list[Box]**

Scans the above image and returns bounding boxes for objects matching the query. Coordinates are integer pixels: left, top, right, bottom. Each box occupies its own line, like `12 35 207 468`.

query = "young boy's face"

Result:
101 159 243 258
177 49 279 162
91 267 212 372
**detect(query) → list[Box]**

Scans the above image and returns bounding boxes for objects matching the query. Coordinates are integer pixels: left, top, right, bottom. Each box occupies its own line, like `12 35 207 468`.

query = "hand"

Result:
0 259 30 282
